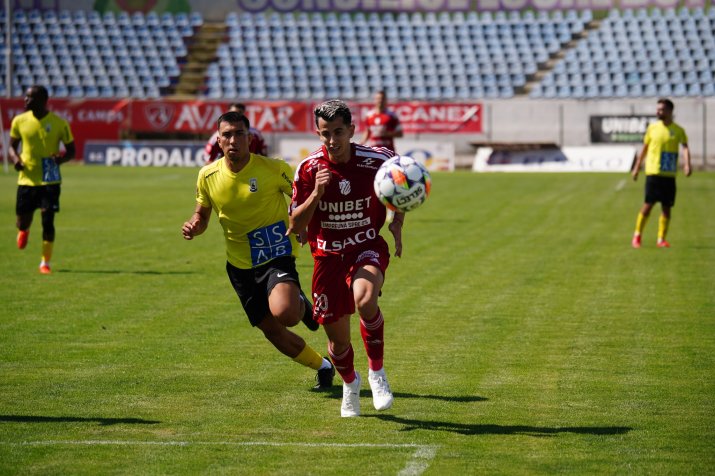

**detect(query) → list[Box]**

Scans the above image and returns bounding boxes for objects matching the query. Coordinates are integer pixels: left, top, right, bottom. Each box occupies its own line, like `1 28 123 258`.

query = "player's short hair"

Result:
218 110 250 130
228 103 246 113
314 100 352 127
30 85 49 102
657 98 674 111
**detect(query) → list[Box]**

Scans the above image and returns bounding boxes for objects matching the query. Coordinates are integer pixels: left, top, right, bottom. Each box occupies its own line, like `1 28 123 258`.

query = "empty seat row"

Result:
0 9 197 98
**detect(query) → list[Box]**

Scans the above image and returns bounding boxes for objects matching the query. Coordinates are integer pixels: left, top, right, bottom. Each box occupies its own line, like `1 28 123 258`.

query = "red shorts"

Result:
311 238 390 325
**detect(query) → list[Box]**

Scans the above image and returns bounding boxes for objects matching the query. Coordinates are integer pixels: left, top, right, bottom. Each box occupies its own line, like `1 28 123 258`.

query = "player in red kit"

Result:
360 90 403 152
290 100 405 417
204 103 268 163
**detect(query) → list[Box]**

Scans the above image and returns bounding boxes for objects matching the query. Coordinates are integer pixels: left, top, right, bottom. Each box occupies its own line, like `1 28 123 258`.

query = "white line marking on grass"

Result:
615 178 627 191
2 441 439 475
398 445 439 476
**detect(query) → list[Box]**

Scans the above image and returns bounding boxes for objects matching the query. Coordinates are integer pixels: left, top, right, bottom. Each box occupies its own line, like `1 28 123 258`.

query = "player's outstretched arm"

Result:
388 212 405 258
9 138 23 170
632 144 648 181
182 204 211 240
682 144 692 177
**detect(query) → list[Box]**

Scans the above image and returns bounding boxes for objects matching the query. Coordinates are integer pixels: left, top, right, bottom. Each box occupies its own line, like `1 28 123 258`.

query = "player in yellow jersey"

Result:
631 98 692 248
9 85 75 274
182 111 335 390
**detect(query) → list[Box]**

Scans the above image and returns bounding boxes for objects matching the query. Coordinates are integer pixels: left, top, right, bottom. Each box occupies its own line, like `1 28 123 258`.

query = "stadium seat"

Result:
2 9 197 98
9 8 702 101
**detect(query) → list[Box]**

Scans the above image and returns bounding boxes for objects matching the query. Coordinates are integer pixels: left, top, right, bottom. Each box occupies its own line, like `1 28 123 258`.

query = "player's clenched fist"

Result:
314 165 331 197
182 220 198 240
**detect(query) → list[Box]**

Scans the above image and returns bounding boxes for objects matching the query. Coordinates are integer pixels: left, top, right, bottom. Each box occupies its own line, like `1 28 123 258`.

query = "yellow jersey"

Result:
643 120 688 177
196 154 299 269
10 110 74 186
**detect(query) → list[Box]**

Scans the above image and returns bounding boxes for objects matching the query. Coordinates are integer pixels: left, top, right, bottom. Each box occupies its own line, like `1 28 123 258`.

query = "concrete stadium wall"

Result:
468 97 714 168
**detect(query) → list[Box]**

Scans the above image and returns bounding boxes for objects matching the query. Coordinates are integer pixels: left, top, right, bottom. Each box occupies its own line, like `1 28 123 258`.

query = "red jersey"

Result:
204 127 268 163
362 109 402 152
292 143 395 257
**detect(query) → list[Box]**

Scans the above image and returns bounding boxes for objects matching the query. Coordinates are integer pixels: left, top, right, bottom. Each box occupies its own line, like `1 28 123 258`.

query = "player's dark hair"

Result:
229 103 246 113
218 110 250 130
657 98 674 111
314 100 352 127
30 85 49 102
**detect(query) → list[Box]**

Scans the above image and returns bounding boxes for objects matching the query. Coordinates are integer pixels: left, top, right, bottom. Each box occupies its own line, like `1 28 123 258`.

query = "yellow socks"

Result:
292 344 324 370
658 214 670 242
41 240 54 264
634 212 648 236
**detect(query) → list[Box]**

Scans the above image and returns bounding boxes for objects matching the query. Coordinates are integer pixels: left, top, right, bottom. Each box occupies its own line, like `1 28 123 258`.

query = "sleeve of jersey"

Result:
643 127 651 145
195 171 211 208
680 128 688 144
9 117 19 139
279 159 293 196
374 146 396 158
291 164 312 211
62 120 75 143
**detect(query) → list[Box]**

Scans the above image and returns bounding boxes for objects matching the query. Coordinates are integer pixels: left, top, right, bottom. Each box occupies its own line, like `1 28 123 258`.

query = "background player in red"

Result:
290 100 405 417
204 103 268 163
360 90 403 152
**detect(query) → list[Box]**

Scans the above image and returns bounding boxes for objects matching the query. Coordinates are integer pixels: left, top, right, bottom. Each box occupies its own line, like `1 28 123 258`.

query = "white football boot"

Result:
341 371 361 417
368 368 393 411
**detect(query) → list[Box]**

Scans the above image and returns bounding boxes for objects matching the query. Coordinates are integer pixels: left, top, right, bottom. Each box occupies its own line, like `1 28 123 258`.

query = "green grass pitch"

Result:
1 166 713 474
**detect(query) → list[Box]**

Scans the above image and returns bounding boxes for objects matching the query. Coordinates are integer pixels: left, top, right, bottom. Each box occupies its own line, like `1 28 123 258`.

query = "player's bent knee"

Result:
272 307 301 327
269 300 301 327
354 292 379 318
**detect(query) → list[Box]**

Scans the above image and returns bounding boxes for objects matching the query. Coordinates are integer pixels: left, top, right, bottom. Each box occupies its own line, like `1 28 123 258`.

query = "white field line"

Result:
398 445 439 476
1 440 439 475
615 178 627 191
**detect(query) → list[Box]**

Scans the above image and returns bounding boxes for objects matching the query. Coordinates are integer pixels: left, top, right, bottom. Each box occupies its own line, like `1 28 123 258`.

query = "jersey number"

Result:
248 221 292 266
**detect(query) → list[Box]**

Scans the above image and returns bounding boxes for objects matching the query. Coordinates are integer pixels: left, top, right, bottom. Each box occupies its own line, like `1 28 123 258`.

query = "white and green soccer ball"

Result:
373 156 432 213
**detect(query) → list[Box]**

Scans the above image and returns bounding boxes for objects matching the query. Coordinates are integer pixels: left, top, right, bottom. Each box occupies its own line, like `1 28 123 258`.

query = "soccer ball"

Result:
373 156 431 213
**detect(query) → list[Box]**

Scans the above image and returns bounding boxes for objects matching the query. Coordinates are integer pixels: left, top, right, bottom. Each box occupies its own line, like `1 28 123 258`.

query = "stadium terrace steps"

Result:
171 21 227 98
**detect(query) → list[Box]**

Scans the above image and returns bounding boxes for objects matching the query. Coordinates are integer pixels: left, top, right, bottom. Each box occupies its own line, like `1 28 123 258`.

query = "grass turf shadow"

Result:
366 414 632 437
56 269 195 275
317 387 488 403
0 415 161 426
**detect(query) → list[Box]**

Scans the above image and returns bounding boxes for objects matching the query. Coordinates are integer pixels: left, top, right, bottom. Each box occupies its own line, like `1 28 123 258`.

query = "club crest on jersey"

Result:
249 178 258 192
339 179 351 195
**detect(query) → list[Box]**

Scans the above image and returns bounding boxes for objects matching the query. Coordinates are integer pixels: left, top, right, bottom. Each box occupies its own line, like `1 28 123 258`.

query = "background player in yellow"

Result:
182 111 334 390
9 85 75 274
631 98 692 248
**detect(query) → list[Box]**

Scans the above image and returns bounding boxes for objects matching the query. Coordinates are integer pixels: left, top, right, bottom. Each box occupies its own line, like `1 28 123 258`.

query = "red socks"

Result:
329 344 356 384
360 309 385 371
